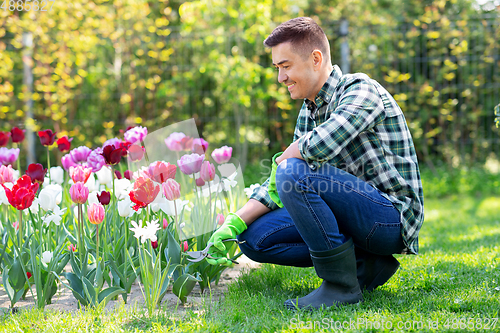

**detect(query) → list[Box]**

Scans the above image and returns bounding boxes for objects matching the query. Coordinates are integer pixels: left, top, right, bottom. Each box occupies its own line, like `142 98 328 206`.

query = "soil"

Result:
0 255 261 314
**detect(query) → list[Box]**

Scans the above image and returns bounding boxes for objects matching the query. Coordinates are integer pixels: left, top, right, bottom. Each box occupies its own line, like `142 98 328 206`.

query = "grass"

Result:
1 170 500 332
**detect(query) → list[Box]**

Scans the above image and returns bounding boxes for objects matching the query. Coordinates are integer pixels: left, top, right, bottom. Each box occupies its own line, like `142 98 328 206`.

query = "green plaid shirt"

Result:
250 65 424 254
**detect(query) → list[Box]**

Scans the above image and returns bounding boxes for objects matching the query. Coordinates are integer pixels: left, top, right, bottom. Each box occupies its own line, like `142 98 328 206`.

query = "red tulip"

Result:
56 136 73 153
2 175 39 210
151 240 158 249
26 272 32 279
68 244 77 252
97 190 111 206
129 177 160 211
114 170 122 179
26 163 47 185
146 161 177 183
0 131 11 147
11 127 25 144
38 129 57 146
124 170 132 180
101 145 124 165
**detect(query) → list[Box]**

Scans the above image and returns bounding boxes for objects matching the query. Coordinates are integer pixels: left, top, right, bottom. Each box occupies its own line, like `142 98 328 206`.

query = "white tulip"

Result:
117 197 134 218
0 186 8 205
96 166 112 188
114 178 132 200
85 174 98 192
38 184 62 211
87 191 99 205
43 166 64 185
41 251 53 264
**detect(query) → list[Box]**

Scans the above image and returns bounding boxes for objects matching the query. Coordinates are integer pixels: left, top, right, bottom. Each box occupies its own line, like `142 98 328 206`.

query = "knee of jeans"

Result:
276 158 302 191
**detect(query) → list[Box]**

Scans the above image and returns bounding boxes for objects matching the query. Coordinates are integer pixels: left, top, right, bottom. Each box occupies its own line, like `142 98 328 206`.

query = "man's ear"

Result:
311 49 323 70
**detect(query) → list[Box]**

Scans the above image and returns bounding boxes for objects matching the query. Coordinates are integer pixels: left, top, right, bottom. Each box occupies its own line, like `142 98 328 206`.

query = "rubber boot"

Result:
355 246 400 292
284 238 362 310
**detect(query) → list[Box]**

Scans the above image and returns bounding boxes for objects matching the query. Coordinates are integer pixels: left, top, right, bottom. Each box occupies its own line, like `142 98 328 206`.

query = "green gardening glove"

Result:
268 152 284 208
206 213 247 266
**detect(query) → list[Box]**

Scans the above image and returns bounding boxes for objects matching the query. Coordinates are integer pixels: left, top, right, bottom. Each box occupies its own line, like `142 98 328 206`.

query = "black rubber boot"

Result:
284 238 363 310
355 246 400 292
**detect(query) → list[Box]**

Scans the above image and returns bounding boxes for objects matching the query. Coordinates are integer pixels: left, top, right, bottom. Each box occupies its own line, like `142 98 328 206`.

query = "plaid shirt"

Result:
250 65 424 254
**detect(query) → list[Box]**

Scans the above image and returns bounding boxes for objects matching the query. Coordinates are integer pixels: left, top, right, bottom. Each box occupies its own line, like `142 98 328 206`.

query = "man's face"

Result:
272 42 319 101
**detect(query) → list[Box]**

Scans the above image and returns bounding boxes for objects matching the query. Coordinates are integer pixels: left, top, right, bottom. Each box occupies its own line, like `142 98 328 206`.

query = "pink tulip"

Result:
195 177 205 187
13 221 19 231
177 153 205 175
200 161 215 182
0 164 15 184
69 182 89 204
216 213 225 226
69 165 93 183
192 138 209 155
68 244 77 252
0 147 20 166
61 154 77 171
182 241 188 252
164 132 194 151
211 146 232 164
146 161 177 183
70 146 92 164
87 202 105 225
103 137 122 149
124 126 148 144
162 218 169 229
162 178 181 201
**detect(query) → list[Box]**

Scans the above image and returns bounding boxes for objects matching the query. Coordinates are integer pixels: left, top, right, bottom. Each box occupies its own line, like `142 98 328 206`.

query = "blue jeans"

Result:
238 158 405 267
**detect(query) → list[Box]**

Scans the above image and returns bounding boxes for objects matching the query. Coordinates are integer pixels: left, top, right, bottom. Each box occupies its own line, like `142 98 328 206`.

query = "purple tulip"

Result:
103 137 122 148
70 146 92 164
61 153 77 171
87 147 106 172
124 126 148 144
177 153 205 175
0 147 20 166
211 146 233 164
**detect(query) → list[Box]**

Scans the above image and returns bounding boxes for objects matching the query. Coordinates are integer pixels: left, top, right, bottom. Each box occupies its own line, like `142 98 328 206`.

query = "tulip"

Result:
11 127 25 144
124 170 132 180
177 153 205 175
69 165 92 184
211 146 233 164
26 163 47 185
127 144 145 162
124 126 148 144
38 129 57 146
200 161 216 182
216 213 225 226
147 161 177 183
41 251 53 264
87 202 105 225
68 244 77 252
117 197 134 217
26 271 32 279
151 240 158 249
163 218 168 229
96 166 113 187
0 147 20 166
182 241 188 252
70 146 92 164
118 140 132 153
61 153 77 171
114 170 122 179
0 165 15 184
114 178 132 200
164 132 187 151
162 178 181 201
97 190 111 206
69 182 89 204
39 186 61 211
192 138 209 155
87 148 106 172
0 131 11 147
129 177 160 211
13 221 19 230
46 166 64 185
2 175 39 210
56 136 73 153
103 137 122 148
101 145 124 165
195 177 205 187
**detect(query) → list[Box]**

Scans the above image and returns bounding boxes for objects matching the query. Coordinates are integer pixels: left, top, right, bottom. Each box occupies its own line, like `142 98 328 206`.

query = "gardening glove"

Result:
206 213 247 266
267 152 284 208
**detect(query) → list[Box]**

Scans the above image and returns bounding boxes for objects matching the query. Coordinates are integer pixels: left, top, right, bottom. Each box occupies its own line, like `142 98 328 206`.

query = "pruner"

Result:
185 238 245 263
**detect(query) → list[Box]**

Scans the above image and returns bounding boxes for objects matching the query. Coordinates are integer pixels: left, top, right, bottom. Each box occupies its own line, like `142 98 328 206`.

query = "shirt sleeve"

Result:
248 177 280 210
298 77 386 169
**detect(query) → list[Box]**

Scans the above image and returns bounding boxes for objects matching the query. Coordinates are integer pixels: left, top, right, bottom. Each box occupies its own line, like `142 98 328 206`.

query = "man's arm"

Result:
275 139 304 165
236 198 271 226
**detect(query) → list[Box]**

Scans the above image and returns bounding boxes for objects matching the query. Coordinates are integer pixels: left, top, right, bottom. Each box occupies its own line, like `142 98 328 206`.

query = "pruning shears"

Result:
185 238 245 263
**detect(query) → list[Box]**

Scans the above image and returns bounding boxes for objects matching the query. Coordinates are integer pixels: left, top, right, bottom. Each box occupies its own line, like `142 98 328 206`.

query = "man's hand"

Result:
206 213 247 266
275 140 303 165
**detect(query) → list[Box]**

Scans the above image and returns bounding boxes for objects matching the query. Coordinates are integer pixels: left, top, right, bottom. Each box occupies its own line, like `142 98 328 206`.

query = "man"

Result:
207 17 424 310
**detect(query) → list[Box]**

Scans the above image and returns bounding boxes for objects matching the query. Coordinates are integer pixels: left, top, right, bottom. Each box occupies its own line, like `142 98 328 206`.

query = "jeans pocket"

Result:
366 222 404 255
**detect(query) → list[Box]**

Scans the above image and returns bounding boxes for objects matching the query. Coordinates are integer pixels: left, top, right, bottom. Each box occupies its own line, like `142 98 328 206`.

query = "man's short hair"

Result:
263 17 330 60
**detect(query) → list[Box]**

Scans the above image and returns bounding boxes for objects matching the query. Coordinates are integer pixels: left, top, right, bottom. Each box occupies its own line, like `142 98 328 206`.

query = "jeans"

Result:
238 158 405 267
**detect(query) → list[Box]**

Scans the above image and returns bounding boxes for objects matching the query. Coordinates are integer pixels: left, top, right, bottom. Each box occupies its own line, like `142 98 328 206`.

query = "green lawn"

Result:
1 194 499 332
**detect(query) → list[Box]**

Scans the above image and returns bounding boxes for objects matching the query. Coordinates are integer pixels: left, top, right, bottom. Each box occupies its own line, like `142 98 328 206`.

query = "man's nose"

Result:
278 69 287 83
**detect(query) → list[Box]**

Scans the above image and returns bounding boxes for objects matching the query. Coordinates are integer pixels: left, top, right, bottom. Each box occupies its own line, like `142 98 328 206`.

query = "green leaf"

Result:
172 273 202 304
82 276 97 305
8 259 25 290
97 286 126 305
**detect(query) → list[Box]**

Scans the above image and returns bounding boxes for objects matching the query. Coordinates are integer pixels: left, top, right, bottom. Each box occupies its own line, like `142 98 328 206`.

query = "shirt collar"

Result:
305 65 343 118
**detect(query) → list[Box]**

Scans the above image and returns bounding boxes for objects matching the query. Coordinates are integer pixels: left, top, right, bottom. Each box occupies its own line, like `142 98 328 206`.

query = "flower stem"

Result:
18 210 22 248
46 148 51 184
96 224 99 263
